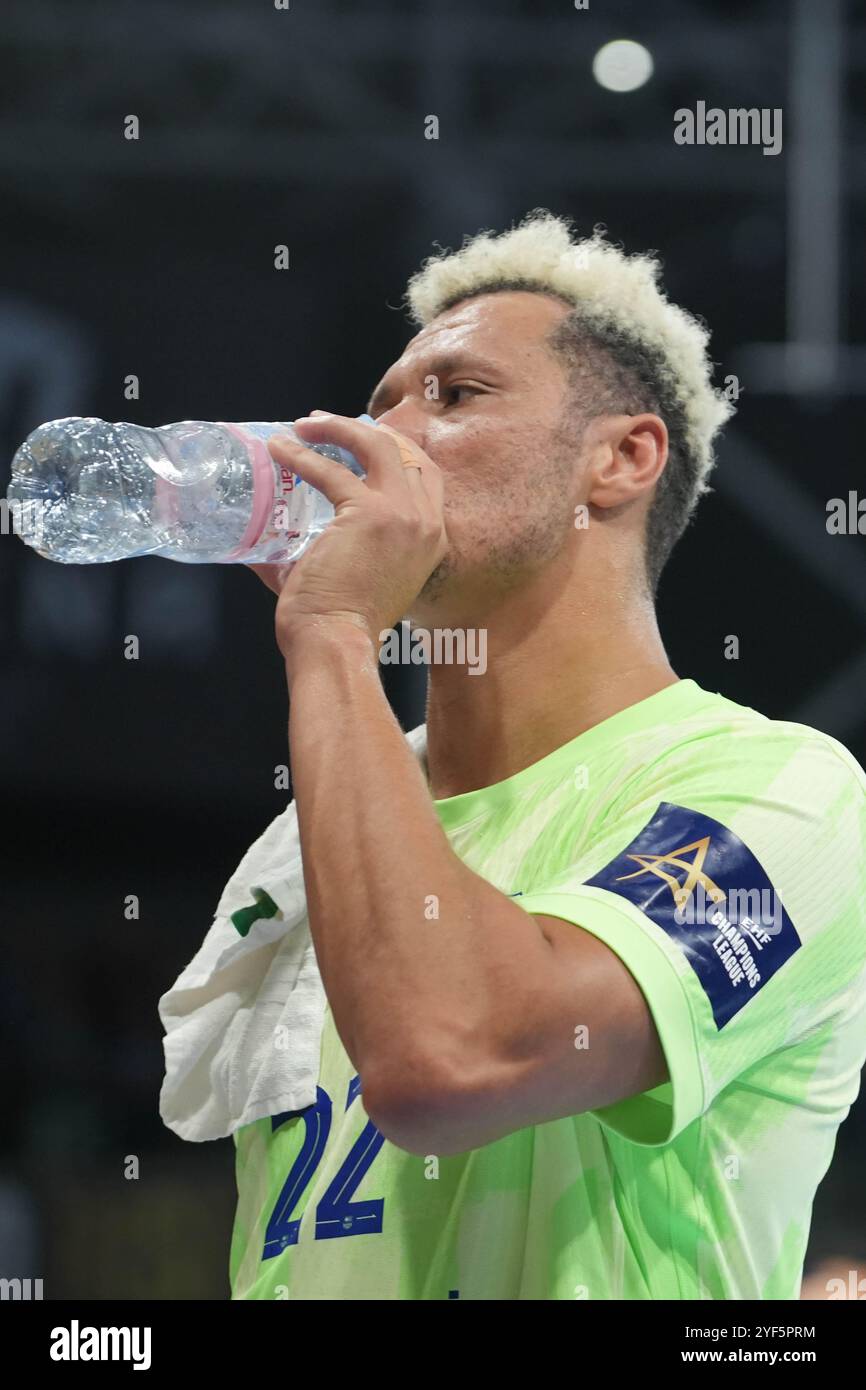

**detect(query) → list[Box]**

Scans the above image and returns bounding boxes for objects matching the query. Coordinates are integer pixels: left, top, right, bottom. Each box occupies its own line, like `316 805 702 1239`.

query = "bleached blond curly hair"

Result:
404 209 734 592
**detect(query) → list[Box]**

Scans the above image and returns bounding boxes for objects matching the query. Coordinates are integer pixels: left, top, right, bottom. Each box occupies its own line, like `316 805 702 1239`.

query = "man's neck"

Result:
420 561 678 800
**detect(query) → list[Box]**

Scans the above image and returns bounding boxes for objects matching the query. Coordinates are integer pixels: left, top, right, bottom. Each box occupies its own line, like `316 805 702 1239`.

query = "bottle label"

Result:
221 422 325 561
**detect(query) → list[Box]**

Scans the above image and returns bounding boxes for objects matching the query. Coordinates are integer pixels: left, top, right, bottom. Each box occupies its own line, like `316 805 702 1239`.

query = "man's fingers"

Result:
292 413 430 493
268 433 367 509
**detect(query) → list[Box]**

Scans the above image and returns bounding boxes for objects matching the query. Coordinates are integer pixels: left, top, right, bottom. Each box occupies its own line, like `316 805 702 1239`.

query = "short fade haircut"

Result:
403 209 734 594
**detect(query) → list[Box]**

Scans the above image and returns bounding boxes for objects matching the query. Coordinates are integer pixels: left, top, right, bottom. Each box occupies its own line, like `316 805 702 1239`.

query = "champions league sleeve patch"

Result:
583 802 802 1029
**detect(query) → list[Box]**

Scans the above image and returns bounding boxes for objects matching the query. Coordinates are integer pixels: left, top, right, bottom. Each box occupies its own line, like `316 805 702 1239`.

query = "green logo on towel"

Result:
230 887 281 938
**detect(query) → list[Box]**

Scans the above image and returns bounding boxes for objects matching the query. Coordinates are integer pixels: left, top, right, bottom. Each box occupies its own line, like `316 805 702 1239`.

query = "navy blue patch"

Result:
583 802 801 1029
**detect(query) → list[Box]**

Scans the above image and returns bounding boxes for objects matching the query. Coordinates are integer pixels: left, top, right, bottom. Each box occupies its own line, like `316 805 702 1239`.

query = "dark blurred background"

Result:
1 0 865 1299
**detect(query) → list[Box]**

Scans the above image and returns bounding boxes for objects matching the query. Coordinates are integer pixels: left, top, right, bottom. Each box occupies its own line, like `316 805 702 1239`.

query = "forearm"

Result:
284 622 550 1094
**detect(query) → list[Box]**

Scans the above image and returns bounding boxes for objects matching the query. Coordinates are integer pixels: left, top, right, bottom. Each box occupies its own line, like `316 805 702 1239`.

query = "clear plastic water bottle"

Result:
5 413 375 564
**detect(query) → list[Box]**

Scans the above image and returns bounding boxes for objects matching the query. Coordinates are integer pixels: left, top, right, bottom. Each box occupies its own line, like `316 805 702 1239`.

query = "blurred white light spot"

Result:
593 40 654 93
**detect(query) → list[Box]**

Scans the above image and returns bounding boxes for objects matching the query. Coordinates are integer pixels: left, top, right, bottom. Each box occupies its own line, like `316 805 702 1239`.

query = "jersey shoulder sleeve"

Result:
515 719 866 1145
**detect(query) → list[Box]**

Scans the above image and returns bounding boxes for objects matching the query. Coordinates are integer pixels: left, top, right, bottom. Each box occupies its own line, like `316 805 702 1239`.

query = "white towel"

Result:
158 722 428 1142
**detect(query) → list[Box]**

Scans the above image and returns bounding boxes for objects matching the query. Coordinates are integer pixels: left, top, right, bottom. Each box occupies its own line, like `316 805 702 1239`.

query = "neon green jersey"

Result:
229 678 866 1300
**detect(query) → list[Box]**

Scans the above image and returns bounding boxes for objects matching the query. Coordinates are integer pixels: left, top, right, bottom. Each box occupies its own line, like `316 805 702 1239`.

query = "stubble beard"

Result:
412 426 578 624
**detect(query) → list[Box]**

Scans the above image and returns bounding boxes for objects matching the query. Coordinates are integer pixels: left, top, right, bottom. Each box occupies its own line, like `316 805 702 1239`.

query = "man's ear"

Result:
587 414 668 510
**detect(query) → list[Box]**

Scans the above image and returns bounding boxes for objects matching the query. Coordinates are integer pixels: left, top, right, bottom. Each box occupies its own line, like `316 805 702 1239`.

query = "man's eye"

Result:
443 384 479 406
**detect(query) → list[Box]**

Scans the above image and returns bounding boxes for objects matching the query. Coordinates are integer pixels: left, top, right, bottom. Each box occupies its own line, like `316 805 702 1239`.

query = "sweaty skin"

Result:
366 292 675 798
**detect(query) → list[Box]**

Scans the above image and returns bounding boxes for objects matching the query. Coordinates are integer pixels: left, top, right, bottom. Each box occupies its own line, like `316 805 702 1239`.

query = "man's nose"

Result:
374 401 427 449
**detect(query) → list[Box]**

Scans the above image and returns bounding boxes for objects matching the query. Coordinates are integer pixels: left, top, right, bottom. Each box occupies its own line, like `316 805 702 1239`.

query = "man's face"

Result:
366 291 584 625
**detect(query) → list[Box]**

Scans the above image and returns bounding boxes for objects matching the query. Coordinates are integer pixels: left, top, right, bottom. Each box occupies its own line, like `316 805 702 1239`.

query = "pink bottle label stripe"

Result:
221 422 276 560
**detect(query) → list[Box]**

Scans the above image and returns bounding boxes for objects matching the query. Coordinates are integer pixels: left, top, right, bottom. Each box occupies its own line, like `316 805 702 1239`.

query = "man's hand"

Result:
247 412 447 661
